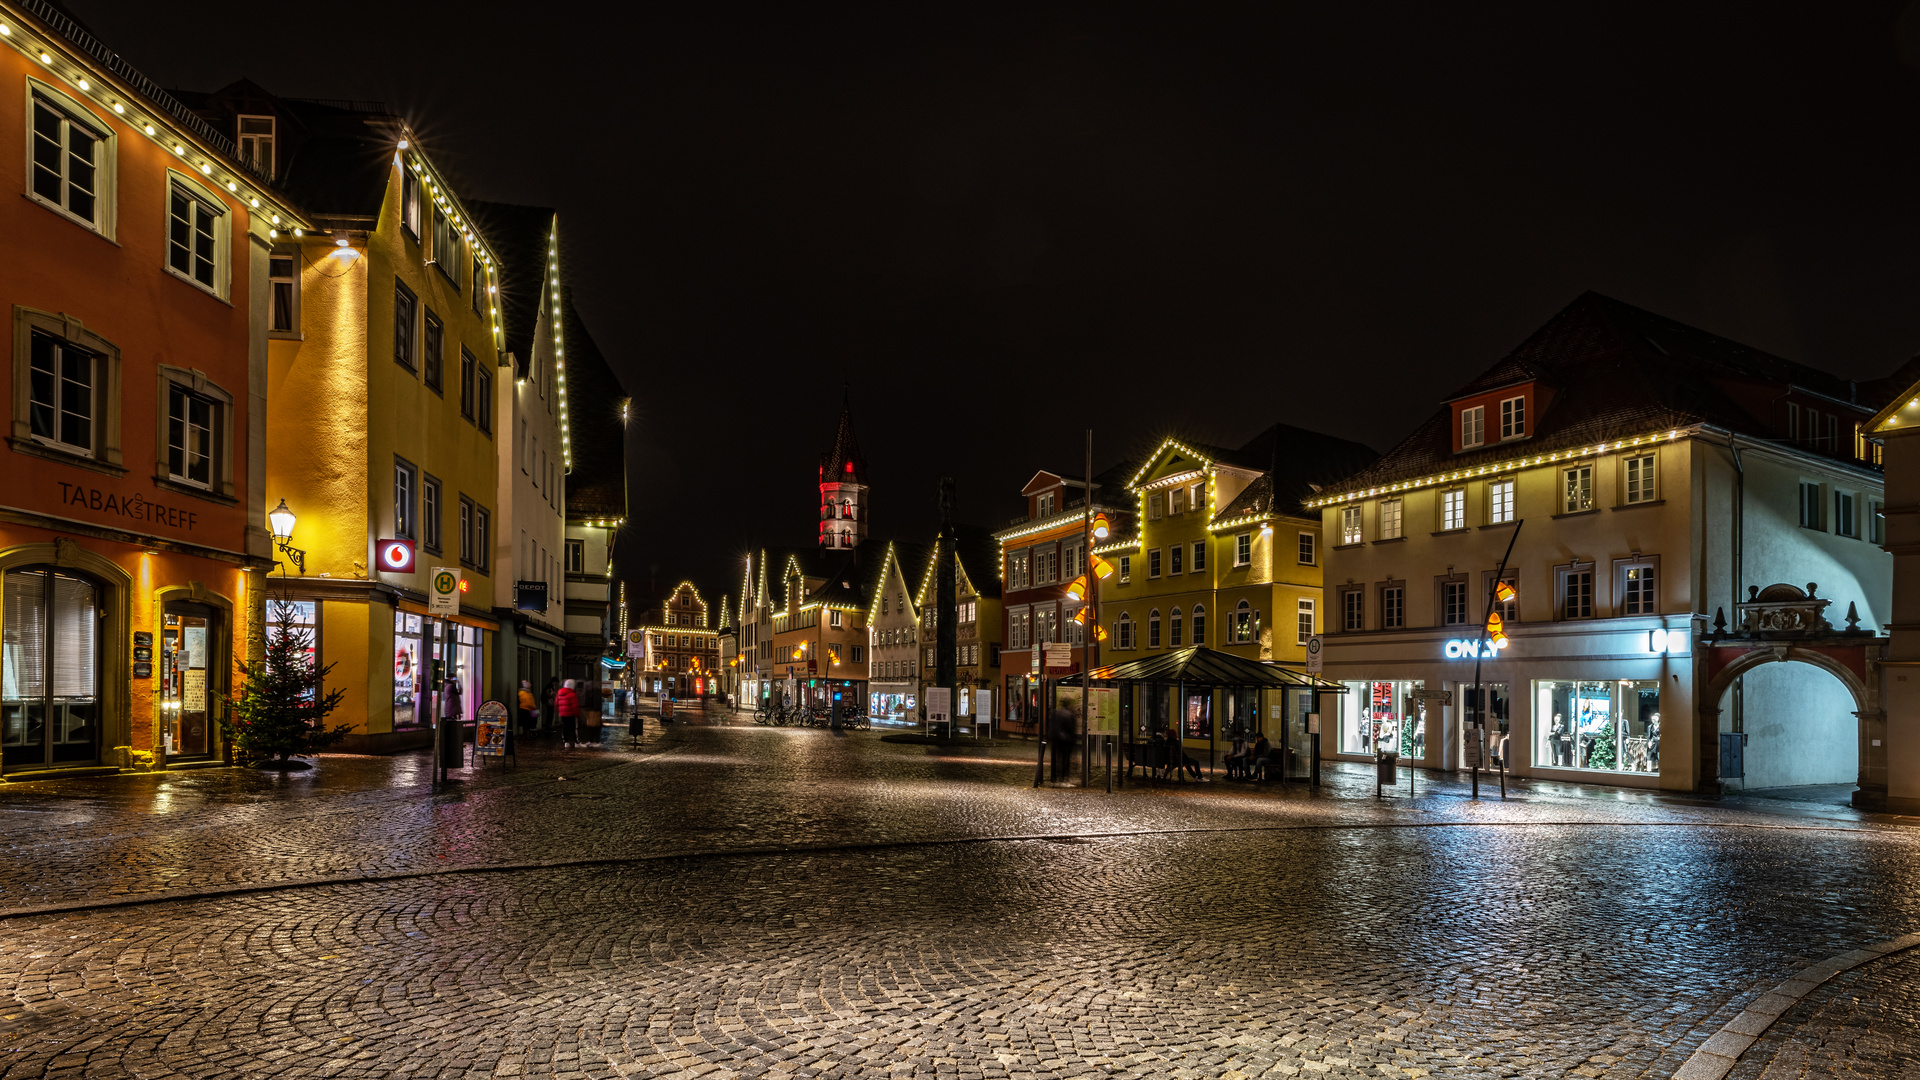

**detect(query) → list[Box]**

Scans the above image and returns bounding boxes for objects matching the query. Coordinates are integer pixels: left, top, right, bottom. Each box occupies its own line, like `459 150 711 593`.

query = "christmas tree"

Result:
1585 718 1617 770
224 597 352 766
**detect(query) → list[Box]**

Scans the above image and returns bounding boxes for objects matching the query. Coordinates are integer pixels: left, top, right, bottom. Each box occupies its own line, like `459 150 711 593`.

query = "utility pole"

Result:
937 477 958 740
1471 519 1523 799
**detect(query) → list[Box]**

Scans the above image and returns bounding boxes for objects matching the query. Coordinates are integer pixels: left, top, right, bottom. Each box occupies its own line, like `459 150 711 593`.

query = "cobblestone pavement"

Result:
0 713 1917 1077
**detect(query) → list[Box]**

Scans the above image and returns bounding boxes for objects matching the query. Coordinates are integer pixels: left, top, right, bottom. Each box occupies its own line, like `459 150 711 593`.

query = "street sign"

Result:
1030 644 1041 673
429 566 459 616
1305 635 1323 674
626 629 646 658
376 538 416 573
475 701 510 758
1045 643 1072 670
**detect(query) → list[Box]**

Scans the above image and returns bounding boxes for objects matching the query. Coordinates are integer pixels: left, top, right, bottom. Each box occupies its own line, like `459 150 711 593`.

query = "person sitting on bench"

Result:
1225 733 1252 779
1250 733 1279 780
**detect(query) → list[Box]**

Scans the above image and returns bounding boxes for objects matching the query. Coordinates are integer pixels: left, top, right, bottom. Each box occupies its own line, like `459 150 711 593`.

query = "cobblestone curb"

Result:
0 817 1861 923
1674 930 1920 1079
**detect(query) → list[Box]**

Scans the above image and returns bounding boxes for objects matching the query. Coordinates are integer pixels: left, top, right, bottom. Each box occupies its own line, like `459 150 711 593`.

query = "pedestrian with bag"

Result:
557 679 581 748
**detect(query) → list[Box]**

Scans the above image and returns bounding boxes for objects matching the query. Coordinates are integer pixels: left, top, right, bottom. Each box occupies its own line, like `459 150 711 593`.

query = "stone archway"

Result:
1699 584 1888 808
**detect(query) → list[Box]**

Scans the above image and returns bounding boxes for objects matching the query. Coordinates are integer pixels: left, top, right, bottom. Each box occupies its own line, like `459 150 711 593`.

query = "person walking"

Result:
1047 700 1076 783
556 679 581 748
517 680 539 733
541 677 561 735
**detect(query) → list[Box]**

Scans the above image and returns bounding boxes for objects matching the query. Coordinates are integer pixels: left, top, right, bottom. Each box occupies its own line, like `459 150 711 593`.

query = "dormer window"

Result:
1461 406 1485 449
237 115 275 176
1499 395 1525 439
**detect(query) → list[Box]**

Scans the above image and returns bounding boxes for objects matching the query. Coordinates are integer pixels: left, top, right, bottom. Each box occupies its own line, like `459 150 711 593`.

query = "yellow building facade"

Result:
248 94 503 749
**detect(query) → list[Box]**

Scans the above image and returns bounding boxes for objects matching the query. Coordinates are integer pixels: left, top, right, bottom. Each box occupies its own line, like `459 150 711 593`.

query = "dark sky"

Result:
72 1 1920 612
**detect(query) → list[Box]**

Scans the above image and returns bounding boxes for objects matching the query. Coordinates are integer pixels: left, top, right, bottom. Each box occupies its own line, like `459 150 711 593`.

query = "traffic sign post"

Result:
1305 635 1323 674
429 567 459 617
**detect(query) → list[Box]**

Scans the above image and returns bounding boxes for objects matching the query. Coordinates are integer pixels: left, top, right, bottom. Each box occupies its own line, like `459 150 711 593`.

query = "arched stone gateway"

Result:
1699 584 1889 808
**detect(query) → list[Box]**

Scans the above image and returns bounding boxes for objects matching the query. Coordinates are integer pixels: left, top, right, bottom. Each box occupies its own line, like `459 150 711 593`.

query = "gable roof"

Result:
466 200 556 374
1319 291 1895 500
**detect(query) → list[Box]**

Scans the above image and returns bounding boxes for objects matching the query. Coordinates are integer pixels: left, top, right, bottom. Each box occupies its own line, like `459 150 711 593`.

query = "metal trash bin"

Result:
438 720 466 769
1376 751 1399 784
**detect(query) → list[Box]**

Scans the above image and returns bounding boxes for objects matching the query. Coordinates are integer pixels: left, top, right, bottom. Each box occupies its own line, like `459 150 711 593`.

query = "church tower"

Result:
818 394 869 551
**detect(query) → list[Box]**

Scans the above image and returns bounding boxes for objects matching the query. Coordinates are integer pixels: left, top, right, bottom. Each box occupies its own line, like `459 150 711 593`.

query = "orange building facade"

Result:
0 4 308 774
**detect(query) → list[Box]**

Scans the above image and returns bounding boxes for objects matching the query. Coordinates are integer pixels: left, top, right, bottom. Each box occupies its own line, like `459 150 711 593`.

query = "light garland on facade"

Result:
1126 437 1216 489
1304 429 1689 509
545 219 571 470
663 580 710 628
3 21 309 235
1092 537 1138 555
865 542 901 623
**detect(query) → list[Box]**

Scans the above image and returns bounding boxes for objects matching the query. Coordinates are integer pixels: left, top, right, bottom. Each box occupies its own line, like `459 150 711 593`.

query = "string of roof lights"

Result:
545 218 572 470
3 19 309 236
1303 430 1688 509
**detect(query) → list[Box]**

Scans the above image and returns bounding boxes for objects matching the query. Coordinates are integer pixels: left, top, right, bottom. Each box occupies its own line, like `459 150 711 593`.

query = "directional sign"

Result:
1305 635 1324 674
1045 643 1072 670
429 566 459 616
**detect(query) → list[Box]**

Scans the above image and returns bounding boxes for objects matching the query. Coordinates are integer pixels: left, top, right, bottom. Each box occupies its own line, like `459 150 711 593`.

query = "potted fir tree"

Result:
224 597 353 768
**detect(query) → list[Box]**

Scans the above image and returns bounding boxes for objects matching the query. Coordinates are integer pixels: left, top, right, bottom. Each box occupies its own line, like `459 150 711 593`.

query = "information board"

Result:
1053 686 1119 735
926 687 952 726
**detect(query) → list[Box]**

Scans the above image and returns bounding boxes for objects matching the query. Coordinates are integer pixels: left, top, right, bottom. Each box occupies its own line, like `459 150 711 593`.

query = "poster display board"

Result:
475 700 510 758
1054 686 1118 735
926 687 952 727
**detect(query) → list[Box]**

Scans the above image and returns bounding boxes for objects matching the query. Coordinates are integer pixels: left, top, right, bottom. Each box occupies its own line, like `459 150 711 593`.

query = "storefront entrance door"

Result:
162 600 222 758
2 568 102 771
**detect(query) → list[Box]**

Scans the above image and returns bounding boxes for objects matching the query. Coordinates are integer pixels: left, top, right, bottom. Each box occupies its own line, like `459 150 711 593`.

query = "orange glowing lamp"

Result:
1071 607 1087 624
1494 580 1517 604
1092 513 1110 539
1065 575 1088 603
1093 625 1109 642
1091 555 1115 579
1485 612 1508 648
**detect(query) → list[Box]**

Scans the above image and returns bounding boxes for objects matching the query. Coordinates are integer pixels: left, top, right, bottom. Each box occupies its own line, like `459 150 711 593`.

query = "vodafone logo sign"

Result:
376 538 416 573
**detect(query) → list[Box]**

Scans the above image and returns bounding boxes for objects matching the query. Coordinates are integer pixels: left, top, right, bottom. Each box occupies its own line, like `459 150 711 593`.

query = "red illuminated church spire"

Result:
818 388 868 550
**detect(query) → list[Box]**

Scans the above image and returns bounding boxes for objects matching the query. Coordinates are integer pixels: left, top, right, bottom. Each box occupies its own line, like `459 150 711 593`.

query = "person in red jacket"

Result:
556 680 582 748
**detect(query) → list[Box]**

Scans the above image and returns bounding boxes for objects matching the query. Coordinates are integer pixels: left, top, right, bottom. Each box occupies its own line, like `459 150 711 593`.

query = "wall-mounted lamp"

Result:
268 498 306 574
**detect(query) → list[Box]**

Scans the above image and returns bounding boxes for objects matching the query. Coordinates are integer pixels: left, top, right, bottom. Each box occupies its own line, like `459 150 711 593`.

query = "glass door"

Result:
161 601 221 757
3 569 101 770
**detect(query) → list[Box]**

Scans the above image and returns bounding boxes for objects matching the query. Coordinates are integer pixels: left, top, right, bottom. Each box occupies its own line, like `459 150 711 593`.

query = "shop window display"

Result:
1338 679 1426 758
1535 679 1661 774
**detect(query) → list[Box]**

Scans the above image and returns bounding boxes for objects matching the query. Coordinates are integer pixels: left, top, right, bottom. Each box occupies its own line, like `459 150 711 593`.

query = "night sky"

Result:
72 1 1920 612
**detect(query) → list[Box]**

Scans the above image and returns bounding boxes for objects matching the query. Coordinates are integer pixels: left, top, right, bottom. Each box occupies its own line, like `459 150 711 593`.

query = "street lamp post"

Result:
267 498 306 575
1472 519 1524 799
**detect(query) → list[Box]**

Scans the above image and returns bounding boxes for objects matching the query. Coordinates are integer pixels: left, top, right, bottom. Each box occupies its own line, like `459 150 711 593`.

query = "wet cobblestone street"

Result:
1 712 1917 1078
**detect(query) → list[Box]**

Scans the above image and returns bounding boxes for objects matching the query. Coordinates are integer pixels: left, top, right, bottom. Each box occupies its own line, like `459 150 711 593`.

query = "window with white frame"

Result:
1066 542 1084 578
830 609 842 628
1169 487 1188 515
1461 405 1485 448
1340 505 1363 545
1298 532 1316 565
394 281 417 371
1488 479 1514 524
394 457 417 540
1148 549 1162 578
1235 533 1251 566
1624 454 1656 504
1559 565 1595 619
1379 498 1403 540
474 506 490 572
1488 572 1517 623
1621 563 1656 615
1192 541 1206 572
1192 604 1207 646
1441 489 1465 530
1169 607 1183 647
458 495 474 564
1170 544 1183 575
431 205 463 283
167 179 225 295
1034 546 1058 584
1008 551 1030 590
1835 490 1858 538
1148 610 1161 649
1563 464 1594 513
268 253 300 336
1118 555 1131 584
1799 481 1824 530
1037 492 1054 516
1499 395 1525 440
1381 586 1405 629
1116 614 1134 649
26 329 105 458
1441 579 1467 625
1234 599 1251 642
29 90 108 232
1148 493 1164 520
165 384 215 488
422 476 441 553
1342 589 1363 632
1296 599 1314 645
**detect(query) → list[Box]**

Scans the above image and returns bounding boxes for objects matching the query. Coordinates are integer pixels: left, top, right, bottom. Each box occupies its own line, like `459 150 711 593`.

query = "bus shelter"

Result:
1057 646 1347 783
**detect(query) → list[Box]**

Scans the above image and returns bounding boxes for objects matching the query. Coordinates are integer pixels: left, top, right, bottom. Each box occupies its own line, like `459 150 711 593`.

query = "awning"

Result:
1056 646 1347 690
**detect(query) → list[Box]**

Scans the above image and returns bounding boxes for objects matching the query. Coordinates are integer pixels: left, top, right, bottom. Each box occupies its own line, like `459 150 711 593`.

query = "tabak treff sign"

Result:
56 481 201 532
